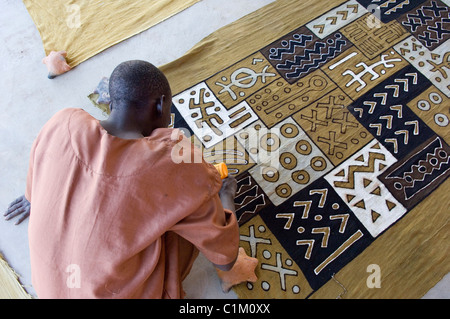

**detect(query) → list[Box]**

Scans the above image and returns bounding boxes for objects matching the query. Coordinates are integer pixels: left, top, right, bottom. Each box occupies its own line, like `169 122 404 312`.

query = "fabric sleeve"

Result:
25 137 38 203
170 194 240 267
24 108 74 202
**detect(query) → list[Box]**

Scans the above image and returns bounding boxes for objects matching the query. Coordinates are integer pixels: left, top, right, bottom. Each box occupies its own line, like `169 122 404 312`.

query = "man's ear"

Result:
156 95 165 116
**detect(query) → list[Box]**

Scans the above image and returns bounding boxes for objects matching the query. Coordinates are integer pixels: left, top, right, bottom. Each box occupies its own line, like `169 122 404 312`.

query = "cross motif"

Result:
300 109 328 132
332 111 359 134
423 1 447 18
261 252 298 291
316 96 345 119
408 9 433 25
427 52 450 79
418 31 439 47
317 131 348 156
240 225 272 258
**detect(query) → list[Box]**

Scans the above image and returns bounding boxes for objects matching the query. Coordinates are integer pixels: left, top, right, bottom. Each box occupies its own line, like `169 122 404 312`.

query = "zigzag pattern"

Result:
235 175 267 224
277 42 326 71
285 38 347 79
236 195 266 222
385 0 411 15
235 185 258 205
333 151 386 189
268 34 313 60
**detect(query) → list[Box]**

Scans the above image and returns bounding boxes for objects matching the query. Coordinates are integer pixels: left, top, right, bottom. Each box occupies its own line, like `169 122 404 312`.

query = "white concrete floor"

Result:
0 0 448 299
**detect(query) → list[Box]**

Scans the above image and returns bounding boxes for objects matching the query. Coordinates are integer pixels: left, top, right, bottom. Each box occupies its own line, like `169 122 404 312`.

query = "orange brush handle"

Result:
214 162 228 179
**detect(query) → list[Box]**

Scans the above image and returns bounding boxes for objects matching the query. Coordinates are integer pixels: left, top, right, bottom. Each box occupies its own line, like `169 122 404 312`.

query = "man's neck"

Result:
100 108 145 140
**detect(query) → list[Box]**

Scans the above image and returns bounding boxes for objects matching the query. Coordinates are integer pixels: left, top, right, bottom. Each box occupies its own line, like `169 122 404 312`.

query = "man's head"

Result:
108 60 172 135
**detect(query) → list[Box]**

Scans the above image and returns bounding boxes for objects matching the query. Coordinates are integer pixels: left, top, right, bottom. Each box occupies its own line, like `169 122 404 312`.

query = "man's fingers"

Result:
8 196 25 208
15 212 30 225
4 203 30 220
4 201 26 217
4 196 28 217
4 203 20 216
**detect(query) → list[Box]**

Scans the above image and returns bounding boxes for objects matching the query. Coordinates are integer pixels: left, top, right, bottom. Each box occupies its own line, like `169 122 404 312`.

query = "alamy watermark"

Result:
366 4 382 29
66 264 81 289
366 264 382 289
170 127 282 174
65 4 81 29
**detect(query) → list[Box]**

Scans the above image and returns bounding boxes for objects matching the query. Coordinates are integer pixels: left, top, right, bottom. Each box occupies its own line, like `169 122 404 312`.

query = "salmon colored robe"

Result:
25 108 239 299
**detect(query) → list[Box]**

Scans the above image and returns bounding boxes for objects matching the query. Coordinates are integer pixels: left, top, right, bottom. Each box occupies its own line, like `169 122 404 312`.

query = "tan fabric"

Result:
23 0 201 67
0 253 32 299
26 108 239 299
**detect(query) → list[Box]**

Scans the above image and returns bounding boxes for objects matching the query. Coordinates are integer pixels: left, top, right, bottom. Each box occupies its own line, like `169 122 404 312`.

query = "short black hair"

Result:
109 60 171 107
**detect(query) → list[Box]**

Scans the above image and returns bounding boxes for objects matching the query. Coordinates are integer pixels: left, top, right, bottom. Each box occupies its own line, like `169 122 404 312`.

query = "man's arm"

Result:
4 195 30 225
215 179 260 289
219 176 237 214
214 255 238 272
170 174 240 272
6 123 36 226
214 176 238 271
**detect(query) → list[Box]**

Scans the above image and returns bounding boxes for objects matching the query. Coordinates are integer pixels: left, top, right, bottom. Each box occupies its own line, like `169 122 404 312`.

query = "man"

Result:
4 60 240 298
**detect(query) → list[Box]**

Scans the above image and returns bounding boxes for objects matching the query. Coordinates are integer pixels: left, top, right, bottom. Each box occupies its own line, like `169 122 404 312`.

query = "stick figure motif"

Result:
188 88 224 136
427 51 450 80
342 52 402 92
215 66 277 100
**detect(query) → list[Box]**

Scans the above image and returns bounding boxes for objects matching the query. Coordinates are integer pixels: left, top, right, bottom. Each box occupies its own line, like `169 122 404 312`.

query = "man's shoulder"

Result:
35 108 86 143
44 108 81 127
52 107 83 121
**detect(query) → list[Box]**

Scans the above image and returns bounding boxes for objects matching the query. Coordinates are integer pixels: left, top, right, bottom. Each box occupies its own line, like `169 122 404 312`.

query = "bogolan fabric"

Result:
23 0 201 67
91 0 450 298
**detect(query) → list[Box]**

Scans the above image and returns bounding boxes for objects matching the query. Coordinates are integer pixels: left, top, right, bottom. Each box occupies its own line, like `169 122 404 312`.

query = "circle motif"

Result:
430 92 443 104
262 167 280 183
296 140 312 155
260 133 280 152
435 113 449 127
281 123 299 138
394 182 403 190
417 100 431 111
292 170 310 185
276 183 292 198
280 152 298 170
310 156 327 171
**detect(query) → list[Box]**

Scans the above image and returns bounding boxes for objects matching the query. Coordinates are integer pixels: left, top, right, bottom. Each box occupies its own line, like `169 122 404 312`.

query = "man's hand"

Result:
4 195 30 225
219 176 237 214
215 247 258 292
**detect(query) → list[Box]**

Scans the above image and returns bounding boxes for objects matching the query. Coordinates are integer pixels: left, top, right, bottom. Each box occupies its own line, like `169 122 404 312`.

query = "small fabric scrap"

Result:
0 253 32 299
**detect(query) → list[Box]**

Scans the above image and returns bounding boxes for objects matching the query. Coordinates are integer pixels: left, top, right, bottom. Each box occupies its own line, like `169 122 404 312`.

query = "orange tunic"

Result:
25 108 239 299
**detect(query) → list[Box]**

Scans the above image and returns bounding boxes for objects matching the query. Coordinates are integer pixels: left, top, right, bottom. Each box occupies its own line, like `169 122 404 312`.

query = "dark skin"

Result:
4 195 30 225
4 91 238 271
100 94 171 140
